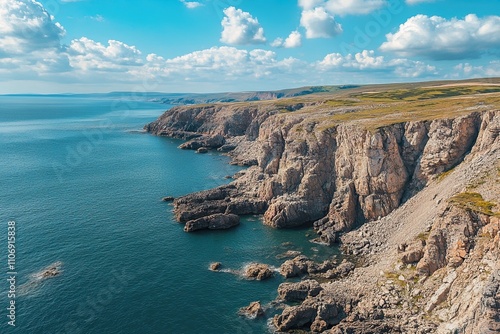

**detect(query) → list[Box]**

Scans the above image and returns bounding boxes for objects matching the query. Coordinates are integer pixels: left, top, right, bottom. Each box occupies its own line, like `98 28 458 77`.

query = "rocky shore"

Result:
146 81 500 333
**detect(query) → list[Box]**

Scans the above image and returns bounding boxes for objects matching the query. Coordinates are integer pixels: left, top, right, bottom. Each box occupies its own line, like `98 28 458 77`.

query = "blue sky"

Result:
0 0 499 93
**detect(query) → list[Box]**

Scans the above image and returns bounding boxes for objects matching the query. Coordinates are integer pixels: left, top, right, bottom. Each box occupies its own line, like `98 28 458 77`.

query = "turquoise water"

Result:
0 96 337 334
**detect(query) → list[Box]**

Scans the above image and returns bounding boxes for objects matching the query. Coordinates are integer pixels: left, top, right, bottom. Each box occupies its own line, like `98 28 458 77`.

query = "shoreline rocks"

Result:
184 213 240 232
244 263 274 281
238 301 265 319
277 280 323 302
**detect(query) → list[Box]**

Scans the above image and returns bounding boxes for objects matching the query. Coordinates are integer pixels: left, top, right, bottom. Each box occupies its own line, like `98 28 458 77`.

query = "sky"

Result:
0 0 499 93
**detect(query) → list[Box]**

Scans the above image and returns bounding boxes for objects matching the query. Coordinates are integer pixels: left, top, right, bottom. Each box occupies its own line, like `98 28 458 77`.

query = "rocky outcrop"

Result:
146 84 500 333
273 292 343 332
278 280 323 302
183 213 240 232
209 262 222 271
244 263 274 280
147 101 493 245
238 301 265 319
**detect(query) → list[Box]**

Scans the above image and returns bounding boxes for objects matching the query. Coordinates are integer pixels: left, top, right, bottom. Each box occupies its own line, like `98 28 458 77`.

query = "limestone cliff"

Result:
146 86 492 245
146 81 500 333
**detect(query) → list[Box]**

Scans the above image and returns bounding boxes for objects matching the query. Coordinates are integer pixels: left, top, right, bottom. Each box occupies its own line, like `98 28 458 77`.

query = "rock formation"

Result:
183 213 240 232
147 81 500 333
244 263 274 280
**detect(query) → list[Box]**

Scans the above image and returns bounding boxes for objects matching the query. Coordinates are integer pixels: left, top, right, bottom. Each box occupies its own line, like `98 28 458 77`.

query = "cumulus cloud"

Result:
298 0 324 9
299 0 386 15
271 31 302 48
454 61 500 78
180 0 203 9
318 50 436 77
324 0 386 16
380 14 500 60
0 0 71 77
141 46 303 80
300 7 342 38
68 37 143 71
220 7 266 45
0 0 65 55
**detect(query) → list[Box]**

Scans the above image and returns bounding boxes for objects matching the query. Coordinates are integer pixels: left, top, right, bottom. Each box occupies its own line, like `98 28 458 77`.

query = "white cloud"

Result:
68 38 143 71
220 7 266 45
298 0 324 9
324 0 386 16
454 61 500 78
318 50 436 77
0 0 65 55
0 0 70 77
380 14 500 60
299 0 386 15
300 7 342 38
271 31 302 48
270 37 284 48
284 31 302 48
180 0 203 9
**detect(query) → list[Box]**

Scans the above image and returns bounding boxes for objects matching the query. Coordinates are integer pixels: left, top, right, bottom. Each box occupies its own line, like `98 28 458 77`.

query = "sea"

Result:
0 96 338 334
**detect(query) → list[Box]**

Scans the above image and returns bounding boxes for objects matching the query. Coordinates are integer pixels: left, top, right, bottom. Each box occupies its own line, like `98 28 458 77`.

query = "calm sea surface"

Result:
0 96 337 334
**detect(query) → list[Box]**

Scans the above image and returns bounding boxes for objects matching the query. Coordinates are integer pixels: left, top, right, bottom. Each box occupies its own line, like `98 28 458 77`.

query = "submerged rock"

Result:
161 196 175 202
33 261 63 280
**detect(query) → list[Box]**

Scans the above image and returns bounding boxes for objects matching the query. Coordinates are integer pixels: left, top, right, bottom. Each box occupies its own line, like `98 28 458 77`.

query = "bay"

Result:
0 96 338 334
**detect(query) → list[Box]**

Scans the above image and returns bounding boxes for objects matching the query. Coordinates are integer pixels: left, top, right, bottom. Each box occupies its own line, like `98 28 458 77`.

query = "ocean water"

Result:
0 96 338 334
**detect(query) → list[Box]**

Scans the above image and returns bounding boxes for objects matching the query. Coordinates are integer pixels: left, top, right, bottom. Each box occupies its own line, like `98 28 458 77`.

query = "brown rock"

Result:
209 262 222 271
277 280 323 302
244 263 274 280
401 241 425 264
238 301 264 319
280 255 312 278
184 213 240 232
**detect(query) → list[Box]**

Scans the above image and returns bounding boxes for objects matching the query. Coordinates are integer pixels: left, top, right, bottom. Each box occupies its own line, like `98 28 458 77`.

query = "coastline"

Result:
146 80 500 333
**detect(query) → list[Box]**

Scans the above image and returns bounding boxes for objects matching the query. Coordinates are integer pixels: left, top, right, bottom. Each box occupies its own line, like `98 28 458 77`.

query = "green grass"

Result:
437 167 456 182
416 232 430 242
352 86 500 102
449 192 498 216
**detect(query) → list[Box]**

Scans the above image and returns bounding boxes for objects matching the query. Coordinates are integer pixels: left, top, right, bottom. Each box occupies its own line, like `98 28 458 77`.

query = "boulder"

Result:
278 280 323 302
209 262 222 271
184 214 240 232
323 260 355 279
244 263 274 280
273 295 340 332
280 255 313 278
238 301 264 319
401 240 425 264
161 196 175 202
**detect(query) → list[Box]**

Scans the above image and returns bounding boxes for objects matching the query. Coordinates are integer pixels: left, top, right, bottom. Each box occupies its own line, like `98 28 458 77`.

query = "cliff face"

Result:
147 102 487 244
146 83 500 333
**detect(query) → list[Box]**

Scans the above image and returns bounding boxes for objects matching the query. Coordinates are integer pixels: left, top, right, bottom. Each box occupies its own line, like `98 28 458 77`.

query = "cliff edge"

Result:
146 79 500 333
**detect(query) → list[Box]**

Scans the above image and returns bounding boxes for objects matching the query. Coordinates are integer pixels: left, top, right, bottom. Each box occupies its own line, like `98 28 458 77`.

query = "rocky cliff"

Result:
146 85 493 245
146 81 500 333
